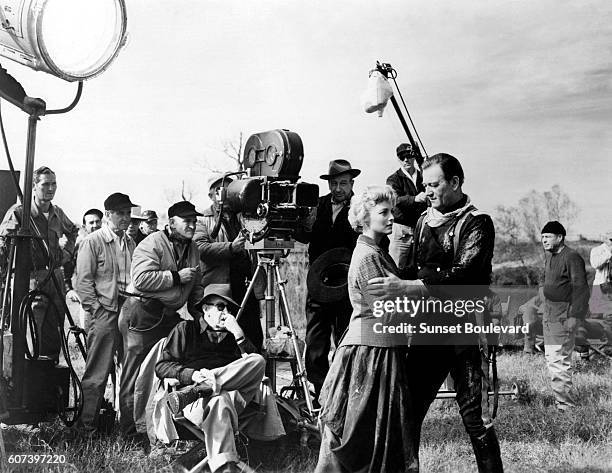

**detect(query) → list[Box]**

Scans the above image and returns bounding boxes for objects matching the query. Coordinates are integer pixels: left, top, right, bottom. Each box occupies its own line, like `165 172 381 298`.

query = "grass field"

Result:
2 247 611 472
3 348 611 472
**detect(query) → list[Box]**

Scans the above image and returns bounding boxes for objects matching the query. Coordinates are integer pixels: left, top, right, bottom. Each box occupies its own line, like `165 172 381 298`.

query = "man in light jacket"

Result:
75 193 137 434
118 200 205 442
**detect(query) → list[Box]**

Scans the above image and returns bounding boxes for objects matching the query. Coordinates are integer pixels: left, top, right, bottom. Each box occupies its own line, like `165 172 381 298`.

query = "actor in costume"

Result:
315 185 418 473
368 153 503 472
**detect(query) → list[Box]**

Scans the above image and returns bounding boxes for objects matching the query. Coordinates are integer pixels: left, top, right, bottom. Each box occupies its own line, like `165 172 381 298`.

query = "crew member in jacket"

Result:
0 166 79 363
295 159 360 399
386 142 427 274
75 193 137 434
118 200 205 440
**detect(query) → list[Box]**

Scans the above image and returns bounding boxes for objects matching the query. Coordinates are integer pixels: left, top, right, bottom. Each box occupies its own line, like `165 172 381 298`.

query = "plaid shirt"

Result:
340 235 411 347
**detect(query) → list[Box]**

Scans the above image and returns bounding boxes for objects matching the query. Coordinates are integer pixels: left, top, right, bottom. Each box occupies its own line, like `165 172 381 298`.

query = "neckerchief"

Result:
423 195 474 228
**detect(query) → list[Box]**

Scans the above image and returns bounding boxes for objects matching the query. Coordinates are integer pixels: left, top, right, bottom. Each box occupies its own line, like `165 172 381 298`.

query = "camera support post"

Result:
236 244 316 420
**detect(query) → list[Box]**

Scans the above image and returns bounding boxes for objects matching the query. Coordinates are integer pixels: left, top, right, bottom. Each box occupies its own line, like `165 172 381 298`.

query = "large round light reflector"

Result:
0 0 127 81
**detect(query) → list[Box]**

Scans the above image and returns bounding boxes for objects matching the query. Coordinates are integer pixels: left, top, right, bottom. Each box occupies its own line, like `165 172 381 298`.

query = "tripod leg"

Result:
236 261 264 322
274 266 315 417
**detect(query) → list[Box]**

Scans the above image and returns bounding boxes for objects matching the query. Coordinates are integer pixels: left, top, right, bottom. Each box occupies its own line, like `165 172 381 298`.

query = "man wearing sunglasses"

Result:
386 143 427 274
156 284 265 473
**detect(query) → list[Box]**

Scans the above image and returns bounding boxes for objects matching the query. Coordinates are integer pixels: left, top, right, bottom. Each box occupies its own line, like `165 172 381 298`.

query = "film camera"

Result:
224 129 319 247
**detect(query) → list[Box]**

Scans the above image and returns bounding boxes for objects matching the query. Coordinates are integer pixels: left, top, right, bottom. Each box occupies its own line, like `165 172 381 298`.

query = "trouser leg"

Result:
118 299 177 436
451 347 503 473
451 347 487 439
119 329 163 435
210 354 266 404
543 319 575 409
182 392 240 472
405 346 455 459
305 296 332 396
79 307 120 430
479 346 492 428
30 274 65 361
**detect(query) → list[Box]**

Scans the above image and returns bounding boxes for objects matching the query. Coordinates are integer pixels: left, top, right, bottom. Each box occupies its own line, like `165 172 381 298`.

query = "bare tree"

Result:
221 131 244 172
164 179 197 204
544 184 578 224
494 185 579 277
196 132 245 174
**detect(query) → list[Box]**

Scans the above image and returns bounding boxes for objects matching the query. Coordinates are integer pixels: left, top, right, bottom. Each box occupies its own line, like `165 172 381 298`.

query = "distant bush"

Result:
492 265 543 286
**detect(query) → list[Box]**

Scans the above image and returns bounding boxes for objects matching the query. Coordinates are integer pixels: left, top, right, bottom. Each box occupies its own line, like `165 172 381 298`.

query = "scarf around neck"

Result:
423 195 475 228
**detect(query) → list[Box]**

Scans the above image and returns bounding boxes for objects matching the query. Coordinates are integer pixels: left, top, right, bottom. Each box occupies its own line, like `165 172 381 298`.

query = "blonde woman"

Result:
314 185 418 473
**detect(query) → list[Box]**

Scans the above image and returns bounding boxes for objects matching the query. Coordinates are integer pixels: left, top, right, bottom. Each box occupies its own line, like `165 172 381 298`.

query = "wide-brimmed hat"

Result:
307 248 352 303
201 283 240 311
319 159 361 180
104 193 138 211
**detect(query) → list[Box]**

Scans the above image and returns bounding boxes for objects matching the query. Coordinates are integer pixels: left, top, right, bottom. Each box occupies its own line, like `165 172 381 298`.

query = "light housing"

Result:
0 0 127 81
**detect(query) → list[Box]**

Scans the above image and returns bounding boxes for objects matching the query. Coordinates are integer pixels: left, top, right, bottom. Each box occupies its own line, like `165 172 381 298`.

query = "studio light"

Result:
0 0 127 81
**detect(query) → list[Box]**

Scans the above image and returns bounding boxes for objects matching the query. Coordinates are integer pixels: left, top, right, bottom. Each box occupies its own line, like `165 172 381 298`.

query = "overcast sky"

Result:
1 0 610 238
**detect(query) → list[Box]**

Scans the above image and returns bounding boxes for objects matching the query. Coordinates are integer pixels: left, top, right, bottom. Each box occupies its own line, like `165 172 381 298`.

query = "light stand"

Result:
236 244 316 423
0 66 86 425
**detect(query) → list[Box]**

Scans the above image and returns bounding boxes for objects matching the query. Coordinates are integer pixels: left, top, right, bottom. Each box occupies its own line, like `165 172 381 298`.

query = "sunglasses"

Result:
398 154 415 162
203 302 228 312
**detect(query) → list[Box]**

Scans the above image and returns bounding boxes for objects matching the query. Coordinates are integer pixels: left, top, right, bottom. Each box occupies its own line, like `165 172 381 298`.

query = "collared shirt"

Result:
100 224 131 292
0 199 78 272
198 317 228 344
331 199 348 224
401 165 420 188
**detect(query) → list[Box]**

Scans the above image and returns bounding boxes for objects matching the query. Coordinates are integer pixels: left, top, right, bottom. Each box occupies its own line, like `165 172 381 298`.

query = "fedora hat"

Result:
307 248 352 303
319 159 361 180
200 283 240 311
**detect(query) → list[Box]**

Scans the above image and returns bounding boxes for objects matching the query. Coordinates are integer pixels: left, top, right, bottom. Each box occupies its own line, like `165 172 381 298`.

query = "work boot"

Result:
166 382 213 415
470 427 504 473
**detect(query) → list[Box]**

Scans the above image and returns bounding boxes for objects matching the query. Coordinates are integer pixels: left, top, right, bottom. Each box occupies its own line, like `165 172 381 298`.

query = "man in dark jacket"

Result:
368 153 503 472
386 142 427 274
541 220 589 411
295 159 360 399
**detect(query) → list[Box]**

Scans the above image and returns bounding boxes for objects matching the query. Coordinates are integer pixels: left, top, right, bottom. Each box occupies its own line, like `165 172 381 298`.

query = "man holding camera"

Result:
295 159 360 400
75 193 137 435
156 284 265 473
194 175 264 349
386 142 427 274
118 200 204 439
